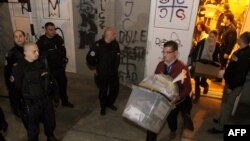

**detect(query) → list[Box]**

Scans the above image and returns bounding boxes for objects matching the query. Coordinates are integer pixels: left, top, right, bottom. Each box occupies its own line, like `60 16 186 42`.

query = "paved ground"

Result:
1 66 249 141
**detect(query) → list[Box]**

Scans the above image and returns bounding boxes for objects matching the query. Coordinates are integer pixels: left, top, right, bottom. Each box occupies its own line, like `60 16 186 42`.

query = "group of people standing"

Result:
1 14 250 141
2 22 74 141
191 2 250 136
191 5 237 103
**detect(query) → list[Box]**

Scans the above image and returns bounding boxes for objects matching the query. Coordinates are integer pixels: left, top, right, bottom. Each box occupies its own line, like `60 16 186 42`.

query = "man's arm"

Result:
86 42 99 67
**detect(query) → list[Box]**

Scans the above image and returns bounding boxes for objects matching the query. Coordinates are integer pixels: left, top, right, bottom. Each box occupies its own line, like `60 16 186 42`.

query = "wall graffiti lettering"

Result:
155 0 193 30
119 30 147 45
157 0 187 22
119 45 145 82
78 0 97 49
124 0 133 17
154 32 183 48
118 0 148 83
122 0 133 30
48 0 60 18
98 0 106 29
21 2 28 14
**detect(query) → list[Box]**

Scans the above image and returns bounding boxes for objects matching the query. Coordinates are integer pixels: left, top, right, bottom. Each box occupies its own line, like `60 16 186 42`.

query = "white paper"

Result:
124 105 145 121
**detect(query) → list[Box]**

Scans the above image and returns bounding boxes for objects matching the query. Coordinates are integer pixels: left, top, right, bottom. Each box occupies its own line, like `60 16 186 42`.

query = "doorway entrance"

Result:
192 0 250 98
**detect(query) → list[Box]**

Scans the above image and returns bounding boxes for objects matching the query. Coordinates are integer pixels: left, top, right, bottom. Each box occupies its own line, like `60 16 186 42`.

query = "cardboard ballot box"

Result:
193 61 220 79
122 85 172 133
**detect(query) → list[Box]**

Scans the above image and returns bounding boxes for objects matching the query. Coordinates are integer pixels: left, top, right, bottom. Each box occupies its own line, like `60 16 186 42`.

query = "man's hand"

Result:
224 53 229 59
170 96 180 105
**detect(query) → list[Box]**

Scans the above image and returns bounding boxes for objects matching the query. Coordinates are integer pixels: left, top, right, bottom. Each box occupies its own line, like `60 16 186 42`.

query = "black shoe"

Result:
107 105 117 111
203 86 209 94
62 102 74 108
100 109 106 116
208 127 223 134
213 118 219 124
47 136 60 141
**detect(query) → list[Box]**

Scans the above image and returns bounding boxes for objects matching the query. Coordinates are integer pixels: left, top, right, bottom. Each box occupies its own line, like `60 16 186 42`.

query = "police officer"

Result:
4 30 25 115
11 43 59 141
36 22 74 108
86 27 120 116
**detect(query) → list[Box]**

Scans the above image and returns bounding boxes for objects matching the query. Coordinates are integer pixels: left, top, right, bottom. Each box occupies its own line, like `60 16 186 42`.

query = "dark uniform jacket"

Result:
224 46 250 90
86 38 120 76
4 44 24 89
191 38 221 63
220 23 237 55
36 34 67 70
12 58 51 108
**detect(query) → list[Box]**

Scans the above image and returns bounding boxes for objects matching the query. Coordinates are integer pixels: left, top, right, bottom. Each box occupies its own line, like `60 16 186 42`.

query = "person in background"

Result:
146 40 192 140
215 13 237 82
36 22 74 108
11 42 60 141
216 3 234 39
86 27 120 116
193 21 209 46
190 30 221 103
4 30 25 115
208 32 250 134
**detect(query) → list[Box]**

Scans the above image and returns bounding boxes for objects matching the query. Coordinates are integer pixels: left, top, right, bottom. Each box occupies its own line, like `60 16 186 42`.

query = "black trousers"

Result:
23 98 56 141
51 68 68 104
220 53 228 68
98 75 119 109
146 96 192 141
194 77 208 90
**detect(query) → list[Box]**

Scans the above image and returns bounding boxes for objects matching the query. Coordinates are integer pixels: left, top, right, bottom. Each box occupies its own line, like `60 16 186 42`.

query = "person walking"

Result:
215 13 237 82
146 40 192 140
190 30 221 103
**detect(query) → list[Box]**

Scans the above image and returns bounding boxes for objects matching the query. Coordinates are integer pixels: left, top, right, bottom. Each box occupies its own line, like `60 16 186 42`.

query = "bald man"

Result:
11 43 59 141
86 27 120 116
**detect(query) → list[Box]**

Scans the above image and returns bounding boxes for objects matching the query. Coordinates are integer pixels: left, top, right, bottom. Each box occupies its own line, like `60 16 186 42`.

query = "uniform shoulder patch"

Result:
90 51 96 56
13 63 18 66
10 76 14 82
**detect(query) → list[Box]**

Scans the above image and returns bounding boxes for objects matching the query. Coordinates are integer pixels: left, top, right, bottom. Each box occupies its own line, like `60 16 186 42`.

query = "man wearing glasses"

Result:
146 40 193 140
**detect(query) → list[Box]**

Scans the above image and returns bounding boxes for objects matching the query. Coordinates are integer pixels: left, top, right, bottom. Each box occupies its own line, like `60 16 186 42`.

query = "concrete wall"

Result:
73 0 150 84
0 3 14 65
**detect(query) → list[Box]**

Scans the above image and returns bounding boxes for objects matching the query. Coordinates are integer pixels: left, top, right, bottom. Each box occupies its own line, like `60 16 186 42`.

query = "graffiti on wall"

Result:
155 0 194 30
48 0 60 18
155 32 183 48
118 0 148 83
42 0 70 19
119 46 145 82
119 30 147 46
98 0 106 30
78 0 97 49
